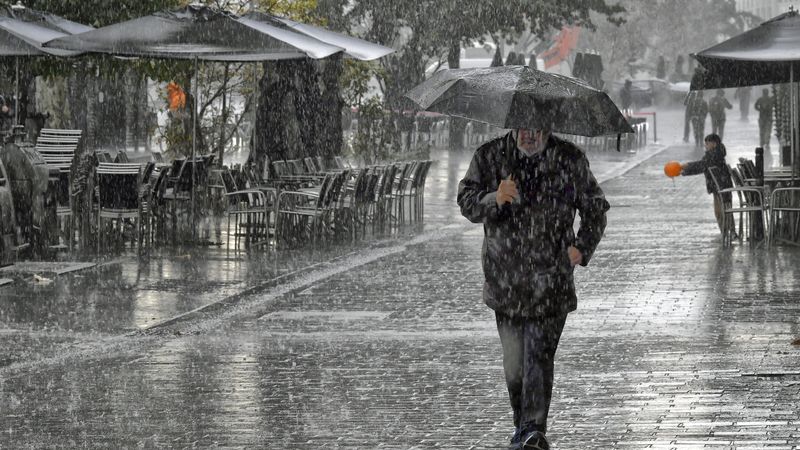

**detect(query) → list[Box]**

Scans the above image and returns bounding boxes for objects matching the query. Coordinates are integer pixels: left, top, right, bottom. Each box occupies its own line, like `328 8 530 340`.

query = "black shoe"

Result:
520 431 550 450
507 428 523 450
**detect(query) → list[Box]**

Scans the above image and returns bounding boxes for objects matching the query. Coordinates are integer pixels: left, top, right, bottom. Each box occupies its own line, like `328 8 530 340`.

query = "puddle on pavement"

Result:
0 261 96 276
259 310 391 322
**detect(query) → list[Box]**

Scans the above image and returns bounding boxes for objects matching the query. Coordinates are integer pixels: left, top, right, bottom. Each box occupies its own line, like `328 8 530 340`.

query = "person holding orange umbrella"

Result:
678 134 734 235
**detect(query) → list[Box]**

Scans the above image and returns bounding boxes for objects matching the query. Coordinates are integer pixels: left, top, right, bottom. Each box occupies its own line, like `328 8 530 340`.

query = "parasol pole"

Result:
793 62 797 181
191 55 198 240
252 63 257 169
14 57 19 126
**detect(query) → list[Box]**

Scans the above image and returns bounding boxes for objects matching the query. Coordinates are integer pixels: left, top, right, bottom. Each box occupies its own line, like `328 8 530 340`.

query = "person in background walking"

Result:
734 86 751 120
689 91 708 148
619 79 633 114
754 88 774 149
683 91 697 143
708 89 733 140
458 128 609 450
0 94 14 133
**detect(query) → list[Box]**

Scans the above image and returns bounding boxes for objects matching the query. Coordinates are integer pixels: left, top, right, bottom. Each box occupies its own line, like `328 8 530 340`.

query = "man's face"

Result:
517 129 548 154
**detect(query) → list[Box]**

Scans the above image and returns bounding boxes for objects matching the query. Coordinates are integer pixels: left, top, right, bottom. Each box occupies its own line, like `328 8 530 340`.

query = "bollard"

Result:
782 145 792 167
755 147 764 185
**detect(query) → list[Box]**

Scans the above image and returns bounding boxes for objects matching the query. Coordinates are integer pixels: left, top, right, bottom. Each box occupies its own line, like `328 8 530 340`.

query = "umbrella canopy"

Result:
0 25 43 56
0 5 93 57
43 5 345 61
404 65 633 137
6 8 94 36
691 10 800 89
239 12 394 61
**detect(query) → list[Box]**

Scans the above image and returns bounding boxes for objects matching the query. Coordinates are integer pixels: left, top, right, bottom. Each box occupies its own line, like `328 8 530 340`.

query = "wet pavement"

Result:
2 108 800 448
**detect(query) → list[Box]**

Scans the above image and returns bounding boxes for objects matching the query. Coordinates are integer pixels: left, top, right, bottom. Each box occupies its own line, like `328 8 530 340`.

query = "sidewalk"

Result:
2 109 799 448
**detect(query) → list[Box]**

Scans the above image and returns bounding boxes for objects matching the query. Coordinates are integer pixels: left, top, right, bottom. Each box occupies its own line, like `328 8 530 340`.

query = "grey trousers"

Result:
495 311 568 435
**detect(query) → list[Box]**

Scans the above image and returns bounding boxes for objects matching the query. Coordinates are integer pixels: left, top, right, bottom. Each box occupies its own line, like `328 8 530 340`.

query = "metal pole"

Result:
252 63 257 164
191 56 198 240
653 112 657 143
792 63 796 180
14 57 19 126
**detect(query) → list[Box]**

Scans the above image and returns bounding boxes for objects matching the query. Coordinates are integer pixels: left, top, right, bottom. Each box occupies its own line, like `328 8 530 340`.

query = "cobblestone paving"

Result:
2 111 800 449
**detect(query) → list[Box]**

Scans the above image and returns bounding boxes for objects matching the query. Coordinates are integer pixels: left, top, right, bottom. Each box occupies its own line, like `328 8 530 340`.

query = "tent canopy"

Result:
692 10 800 89
0 5 93 57
44 5 345 61
240 12 393 61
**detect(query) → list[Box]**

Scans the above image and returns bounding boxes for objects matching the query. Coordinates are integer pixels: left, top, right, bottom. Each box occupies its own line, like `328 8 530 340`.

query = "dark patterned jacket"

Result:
457 132 609 318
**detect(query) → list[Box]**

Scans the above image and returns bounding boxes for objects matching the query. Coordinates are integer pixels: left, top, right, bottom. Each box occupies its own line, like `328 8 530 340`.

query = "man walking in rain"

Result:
689 91 709 148
708 89 733 140
457 128 609 450
683 90 697 143
734 86 751 121
755 88 774 149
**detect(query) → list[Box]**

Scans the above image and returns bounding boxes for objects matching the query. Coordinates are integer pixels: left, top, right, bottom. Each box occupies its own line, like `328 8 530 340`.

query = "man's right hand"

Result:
496 175 519 206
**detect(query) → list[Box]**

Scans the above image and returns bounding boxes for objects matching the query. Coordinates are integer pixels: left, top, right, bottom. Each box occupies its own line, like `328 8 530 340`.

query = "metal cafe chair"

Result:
769 187 800 246
35 128 82 247
218 168 275 249
413 160 433 222
276 170 349 248
709 166 767 247
373 163 398 233
95 162 145 255
161 157 210 241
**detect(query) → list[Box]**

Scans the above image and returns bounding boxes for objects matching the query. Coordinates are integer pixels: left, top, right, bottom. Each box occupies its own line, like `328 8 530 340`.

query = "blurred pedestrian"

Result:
683 91 696 143
619 79 633 114
708 89 733 140
458 128 609 450
681 133 735 236
734 86 751 120
689 91 708 148
754 88 774 149
0 94 15 134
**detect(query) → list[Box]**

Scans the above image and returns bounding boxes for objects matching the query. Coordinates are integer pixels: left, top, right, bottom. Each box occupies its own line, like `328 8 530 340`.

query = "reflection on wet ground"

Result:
2 109 799 448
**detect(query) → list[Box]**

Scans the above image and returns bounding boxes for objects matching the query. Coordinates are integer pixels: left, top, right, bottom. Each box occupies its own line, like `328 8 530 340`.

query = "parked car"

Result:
610 79 670 109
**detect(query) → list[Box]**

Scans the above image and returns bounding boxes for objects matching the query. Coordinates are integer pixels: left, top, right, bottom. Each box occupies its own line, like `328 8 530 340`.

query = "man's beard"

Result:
519 134 548 157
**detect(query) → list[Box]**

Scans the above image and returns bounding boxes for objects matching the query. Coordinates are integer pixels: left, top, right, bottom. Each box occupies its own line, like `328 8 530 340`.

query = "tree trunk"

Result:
318 54 345 166
252 60 296 172
84 74 96 151
124 69 137 152
295 58 321 160
137 77 149 152
217 64 230 167
447 40 467 151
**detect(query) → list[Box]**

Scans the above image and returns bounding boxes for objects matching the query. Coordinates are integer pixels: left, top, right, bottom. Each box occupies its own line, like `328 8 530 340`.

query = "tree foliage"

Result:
317 0 625 152
581 0 758 83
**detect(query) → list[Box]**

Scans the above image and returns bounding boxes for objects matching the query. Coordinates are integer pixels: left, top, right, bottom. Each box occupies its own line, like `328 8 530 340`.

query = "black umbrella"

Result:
404 65 633 138
692 10 800 89
691 9 800 174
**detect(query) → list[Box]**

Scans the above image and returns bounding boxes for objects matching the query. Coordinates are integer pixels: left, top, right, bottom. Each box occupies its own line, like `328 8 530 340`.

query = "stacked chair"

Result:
709 166 767 247
103 155 434 253
35 128 82 248
268 158 432 249
217 169 275 249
